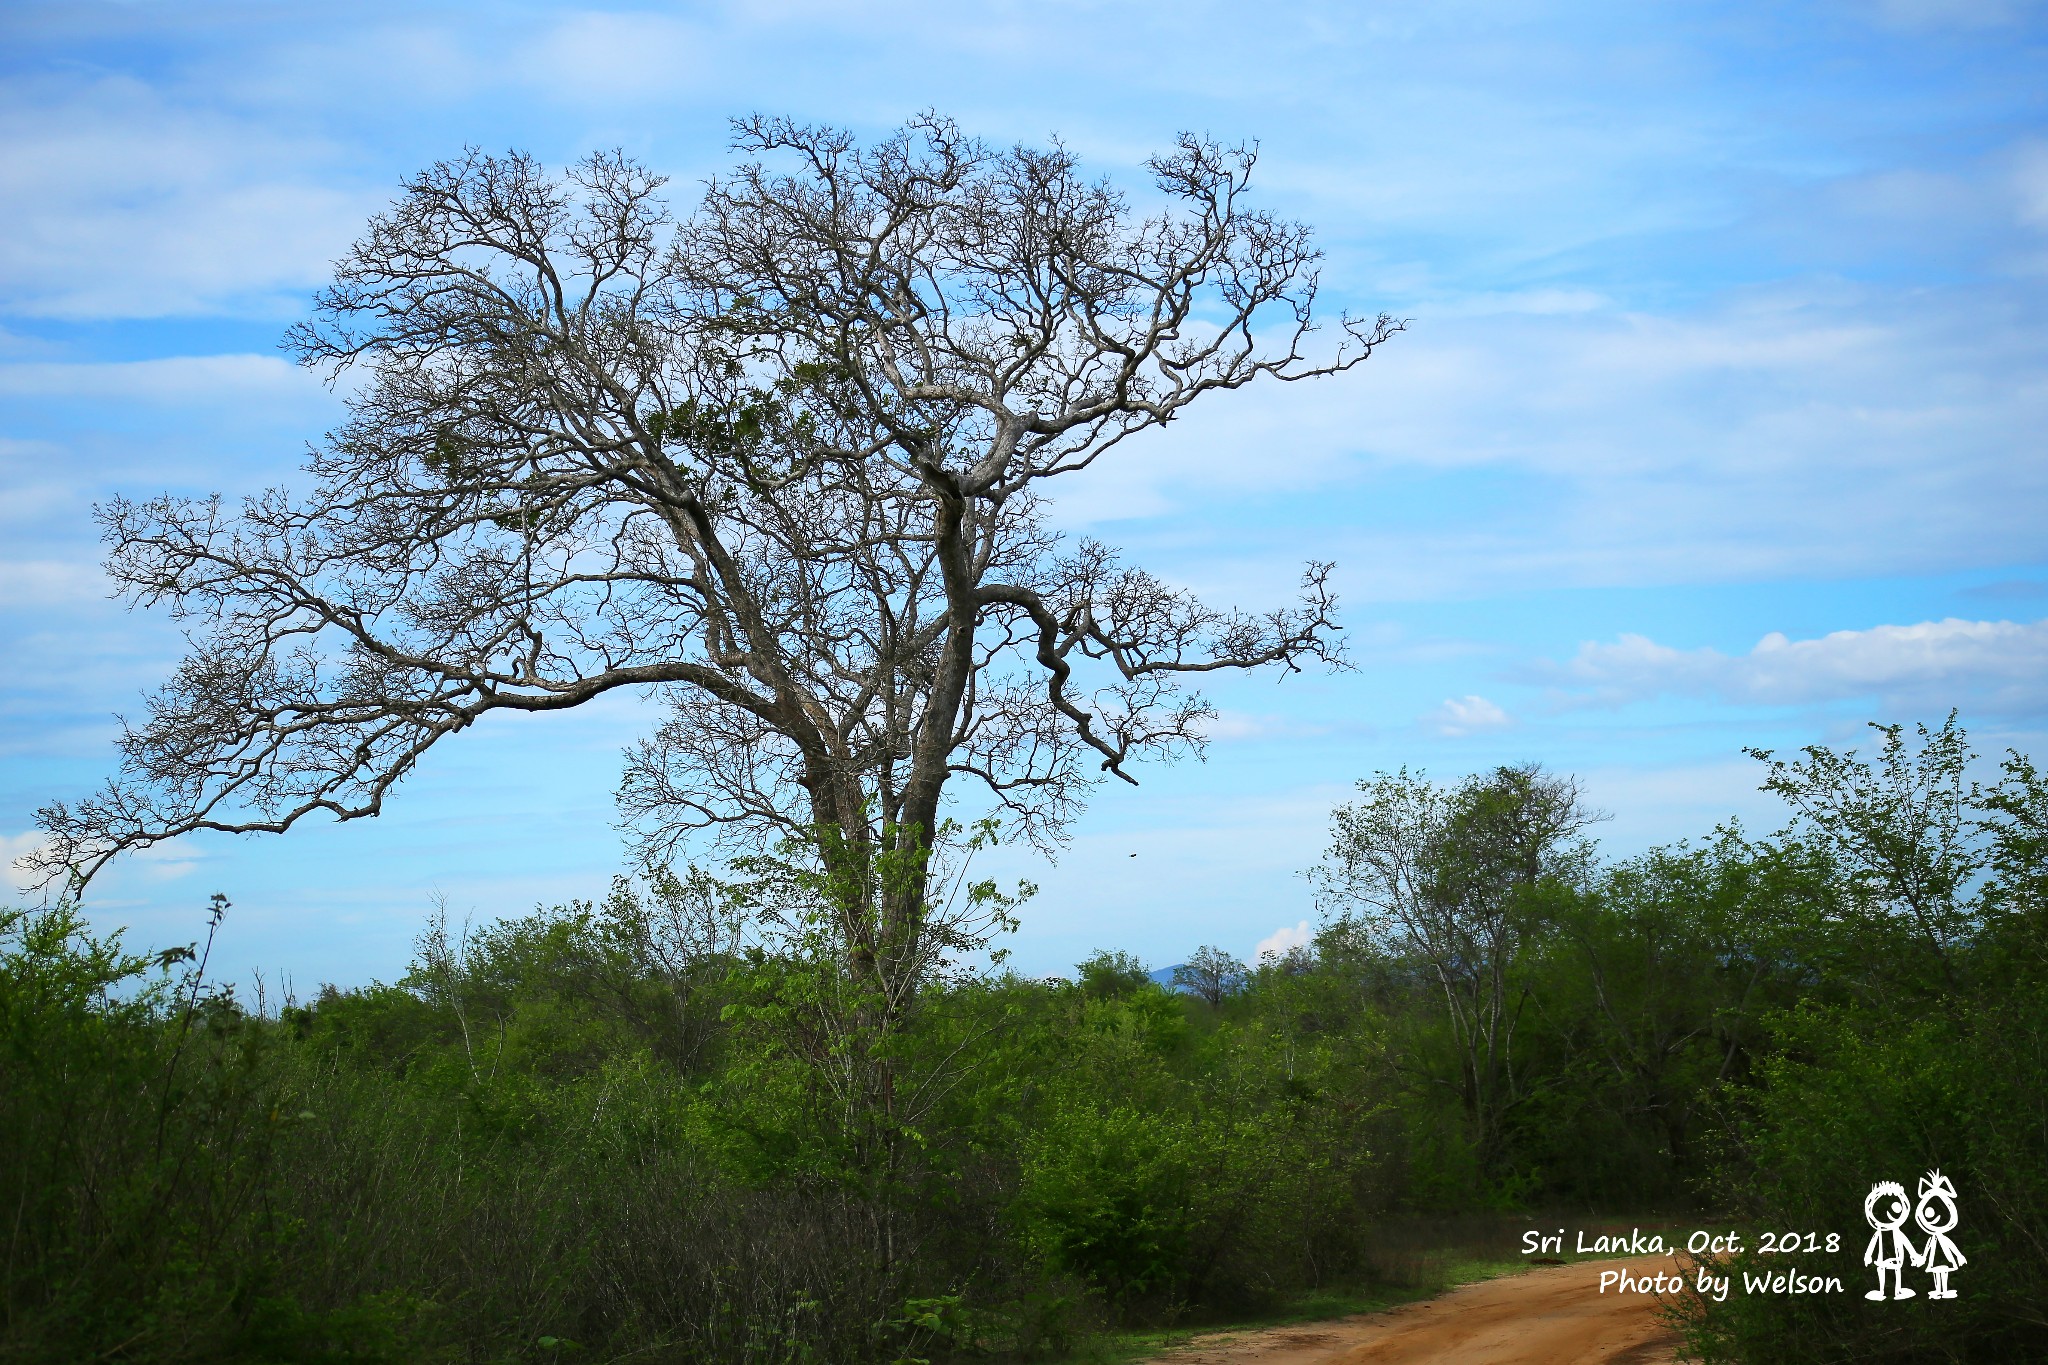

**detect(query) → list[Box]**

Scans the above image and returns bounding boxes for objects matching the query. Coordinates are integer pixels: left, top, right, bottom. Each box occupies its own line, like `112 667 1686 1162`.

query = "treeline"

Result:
2 717 2043 1363
1303 720 2048 1362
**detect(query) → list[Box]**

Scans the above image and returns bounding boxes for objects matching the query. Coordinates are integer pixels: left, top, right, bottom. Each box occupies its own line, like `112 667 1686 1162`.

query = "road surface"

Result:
1142 1254 1687 1365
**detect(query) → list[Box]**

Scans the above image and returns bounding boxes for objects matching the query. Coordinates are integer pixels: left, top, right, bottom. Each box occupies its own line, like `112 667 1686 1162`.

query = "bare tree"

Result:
1309 764 1599 1171
35 114 1396 987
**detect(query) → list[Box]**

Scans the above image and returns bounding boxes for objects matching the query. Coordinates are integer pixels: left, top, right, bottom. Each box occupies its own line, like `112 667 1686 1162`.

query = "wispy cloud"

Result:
1861 0 2042 31
1053 279 2048 599
0 560 105 607
3 831 51 894
1421 695 1513 736
0 354 317 402
0 76 373 318
517 13 710 105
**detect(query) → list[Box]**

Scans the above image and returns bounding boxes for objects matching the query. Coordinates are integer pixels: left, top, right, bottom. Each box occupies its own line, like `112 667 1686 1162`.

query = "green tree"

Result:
1172 945 1247 1008
1747 713 1982 993
1310 764 1598 1181
1693 718 2048 1364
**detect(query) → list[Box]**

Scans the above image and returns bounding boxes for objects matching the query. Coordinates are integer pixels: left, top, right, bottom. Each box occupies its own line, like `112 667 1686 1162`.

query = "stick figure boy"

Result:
1864 1180 1921 1300
1915 1170 1965 1300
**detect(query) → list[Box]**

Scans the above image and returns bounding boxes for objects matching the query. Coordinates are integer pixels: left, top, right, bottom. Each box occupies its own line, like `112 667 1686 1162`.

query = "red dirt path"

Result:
1139 1254 1687 1365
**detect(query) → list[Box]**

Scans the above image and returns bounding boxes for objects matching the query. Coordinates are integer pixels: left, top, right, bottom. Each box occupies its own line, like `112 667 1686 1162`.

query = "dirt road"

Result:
1143 1255 1688 1365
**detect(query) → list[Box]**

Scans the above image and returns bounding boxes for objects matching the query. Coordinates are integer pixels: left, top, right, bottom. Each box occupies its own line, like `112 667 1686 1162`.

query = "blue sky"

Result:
3 0 2045 987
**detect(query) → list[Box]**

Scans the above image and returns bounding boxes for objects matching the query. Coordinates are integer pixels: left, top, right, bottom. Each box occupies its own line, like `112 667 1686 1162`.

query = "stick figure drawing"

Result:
1864 1180 1920 1300
1915 1170 1966 1299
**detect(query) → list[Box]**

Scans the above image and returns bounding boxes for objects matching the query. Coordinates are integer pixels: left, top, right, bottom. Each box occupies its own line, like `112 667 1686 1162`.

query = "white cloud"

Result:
2014 140 2048 232
224 23 495 111
0 76 374 318
1255 919 1312 962
0 439 81 529
519 13 708 104
1049 280 2048 598
3 832 51 894
1554 617 2048 713
1194 708 1339 743
1861 0 2037 30
1428 287 1613 318
1422 695 1512 736
0 354 319 404
1575 758 1779 854
0 560 105 608
131 840 202 884
1198 710 1276 741
220 14 724 115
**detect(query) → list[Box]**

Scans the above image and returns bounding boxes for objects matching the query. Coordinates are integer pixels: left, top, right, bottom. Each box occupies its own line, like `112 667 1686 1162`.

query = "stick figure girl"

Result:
1915 1170 1965 1299
1864 1180 1920 1300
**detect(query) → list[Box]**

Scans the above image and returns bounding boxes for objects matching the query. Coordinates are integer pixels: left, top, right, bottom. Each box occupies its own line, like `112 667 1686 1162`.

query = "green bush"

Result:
1685 727 2048 1363
9 717 2043 1362
1688 985 2048 1363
